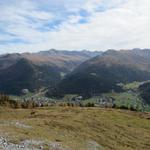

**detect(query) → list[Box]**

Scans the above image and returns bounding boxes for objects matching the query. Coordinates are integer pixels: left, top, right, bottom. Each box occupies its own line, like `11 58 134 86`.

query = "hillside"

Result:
54 49 150 96
0 58 62 95
139 82 150 105
0 107 149 150
0 49 101 95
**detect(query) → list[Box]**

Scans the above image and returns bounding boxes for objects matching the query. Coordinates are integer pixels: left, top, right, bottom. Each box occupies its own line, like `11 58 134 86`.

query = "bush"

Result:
85 102 95 107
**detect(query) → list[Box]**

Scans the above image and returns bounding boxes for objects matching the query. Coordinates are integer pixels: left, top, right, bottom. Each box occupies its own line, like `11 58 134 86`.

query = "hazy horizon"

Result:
0 48 150 55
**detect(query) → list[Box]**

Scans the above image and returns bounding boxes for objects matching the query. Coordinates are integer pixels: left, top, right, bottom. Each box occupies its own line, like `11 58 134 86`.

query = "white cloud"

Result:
0 0 150 53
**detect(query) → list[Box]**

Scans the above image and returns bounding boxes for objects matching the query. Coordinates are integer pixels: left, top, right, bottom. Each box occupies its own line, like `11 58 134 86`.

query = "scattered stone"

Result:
87 140 105 150
0 137 70 150
0 121 32 129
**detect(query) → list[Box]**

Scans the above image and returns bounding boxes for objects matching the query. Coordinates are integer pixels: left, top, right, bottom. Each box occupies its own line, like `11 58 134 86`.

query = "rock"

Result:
22 89 29 95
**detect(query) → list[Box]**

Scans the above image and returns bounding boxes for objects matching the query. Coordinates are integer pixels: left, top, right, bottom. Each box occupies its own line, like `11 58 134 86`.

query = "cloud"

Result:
0 0 150 53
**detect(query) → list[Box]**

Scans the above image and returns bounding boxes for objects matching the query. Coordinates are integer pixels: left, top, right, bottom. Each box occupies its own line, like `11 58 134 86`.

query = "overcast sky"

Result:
0 0 150 53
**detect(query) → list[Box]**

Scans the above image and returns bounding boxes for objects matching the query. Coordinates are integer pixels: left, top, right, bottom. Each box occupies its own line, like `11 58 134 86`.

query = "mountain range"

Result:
0 49 102 95
51 49 150 97
1 48 150 97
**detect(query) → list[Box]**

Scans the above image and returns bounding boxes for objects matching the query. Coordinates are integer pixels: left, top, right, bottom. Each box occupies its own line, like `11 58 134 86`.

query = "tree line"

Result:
0 93 42 109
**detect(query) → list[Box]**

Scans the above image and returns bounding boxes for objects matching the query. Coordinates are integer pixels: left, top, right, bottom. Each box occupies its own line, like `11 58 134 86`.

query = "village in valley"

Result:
10 88 116 108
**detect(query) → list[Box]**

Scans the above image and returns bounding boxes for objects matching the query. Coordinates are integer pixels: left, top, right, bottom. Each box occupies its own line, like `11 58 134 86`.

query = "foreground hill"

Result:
55 49 150 96
0 49 101 95
0 107 149 150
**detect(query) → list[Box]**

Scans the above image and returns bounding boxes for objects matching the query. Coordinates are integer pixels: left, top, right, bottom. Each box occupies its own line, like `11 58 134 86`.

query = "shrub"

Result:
85 102 95 107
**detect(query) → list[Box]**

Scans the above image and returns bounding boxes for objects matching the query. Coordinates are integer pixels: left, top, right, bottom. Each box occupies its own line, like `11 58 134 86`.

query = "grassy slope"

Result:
123 81 142 90
106 92 144 109
0 107 150 150
82 81 150 111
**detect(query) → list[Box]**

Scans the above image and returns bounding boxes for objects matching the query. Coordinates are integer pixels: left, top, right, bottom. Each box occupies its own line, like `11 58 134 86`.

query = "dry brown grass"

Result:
0 107 150 150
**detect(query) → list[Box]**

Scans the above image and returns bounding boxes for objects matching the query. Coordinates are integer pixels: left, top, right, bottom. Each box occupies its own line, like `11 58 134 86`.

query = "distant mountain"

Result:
37 49 102 58
22 49 102 71
0 49 102 95
53 49 150 97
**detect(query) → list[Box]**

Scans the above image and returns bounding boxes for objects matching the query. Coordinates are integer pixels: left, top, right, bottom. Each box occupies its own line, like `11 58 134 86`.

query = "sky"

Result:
0 0 150 53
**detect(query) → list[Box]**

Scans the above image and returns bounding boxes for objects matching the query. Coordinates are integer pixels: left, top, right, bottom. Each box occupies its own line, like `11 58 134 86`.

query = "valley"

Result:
1 49 150 112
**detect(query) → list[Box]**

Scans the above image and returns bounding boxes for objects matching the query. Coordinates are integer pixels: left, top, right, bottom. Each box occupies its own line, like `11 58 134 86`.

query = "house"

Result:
74 96 83 101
